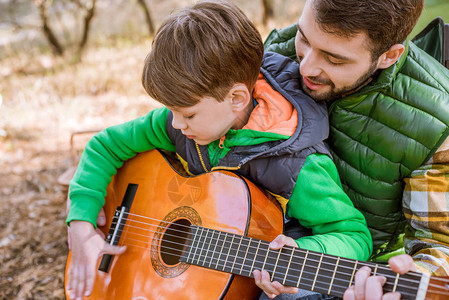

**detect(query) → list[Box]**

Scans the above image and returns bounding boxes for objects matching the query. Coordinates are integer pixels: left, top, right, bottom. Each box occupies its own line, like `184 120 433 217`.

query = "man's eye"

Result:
299 36 309 46
327 57 344 65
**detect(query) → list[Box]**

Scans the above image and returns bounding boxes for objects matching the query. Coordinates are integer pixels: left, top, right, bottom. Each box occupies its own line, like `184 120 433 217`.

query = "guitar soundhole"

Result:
160 218 191 266
151 206 201 278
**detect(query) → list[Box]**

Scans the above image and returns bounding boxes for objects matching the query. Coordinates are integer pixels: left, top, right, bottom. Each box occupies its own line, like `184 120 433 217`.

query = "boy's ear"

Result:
228 83 251 111
376 44 405 69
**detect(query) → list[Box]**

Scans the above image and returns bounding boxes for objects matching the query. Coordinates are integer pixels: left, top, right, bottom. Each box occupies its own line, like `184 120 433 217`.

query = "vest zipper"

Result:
211 165 241 171
218 135 226 149
195 142 209 172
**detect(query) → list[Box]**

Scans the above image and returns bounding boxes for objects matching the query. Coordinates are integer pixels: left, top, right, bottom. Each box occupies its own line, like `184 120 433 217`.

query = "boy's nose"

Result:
171 115 187 130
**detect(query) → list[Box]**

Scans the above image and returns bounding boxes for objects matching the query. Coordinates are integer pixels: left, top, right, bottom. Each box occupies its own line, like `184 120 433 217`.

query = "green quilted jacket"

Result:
265 24 449 259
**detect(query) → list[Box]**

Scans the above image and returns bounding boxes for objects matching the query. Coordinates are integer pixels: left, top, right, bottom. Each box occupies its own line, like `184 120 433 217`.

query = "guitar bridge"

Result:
98 183 138 273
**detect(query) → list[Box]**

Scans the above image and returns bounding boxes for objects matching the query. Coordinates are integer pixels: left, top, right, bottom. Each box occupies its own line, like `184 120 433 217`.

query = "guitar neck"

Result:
180 225 428 299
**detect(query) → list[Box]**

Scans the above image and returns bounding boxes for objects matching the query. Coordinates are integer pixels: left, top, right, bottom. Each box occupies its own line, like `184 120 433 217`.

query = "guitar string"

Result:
113 235 421 297
111 213 401 275
108 215 423 283
110 217 386 276
109 215 435 286
115 234 449 297
103 217 439 294
117 230 449 295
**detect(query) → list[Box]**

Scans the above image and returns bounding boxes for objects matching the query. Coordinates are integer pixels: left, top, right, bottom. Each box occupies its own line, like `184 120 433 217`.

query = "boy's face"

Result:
169 96 237 145
295 0 380 102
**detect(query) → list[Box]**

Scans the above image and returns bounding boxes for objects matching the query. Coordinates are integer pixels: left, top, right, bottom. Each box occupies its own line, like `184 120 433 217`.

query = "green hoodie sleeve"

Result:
289 153 373 260
66 107 175 227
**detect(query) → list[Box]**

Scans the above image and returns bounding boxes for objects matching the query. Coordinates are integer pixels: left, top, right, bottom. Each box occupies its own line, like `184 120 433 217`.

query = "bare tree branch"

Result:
78 0 96 54
35 0 64 55
137 0 155 36
262 0 274 26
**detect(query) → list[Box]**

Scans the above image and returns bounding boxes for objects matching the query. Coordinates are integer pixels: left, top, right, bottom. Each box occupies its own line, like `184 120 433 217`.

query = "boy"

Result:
66 1 372 299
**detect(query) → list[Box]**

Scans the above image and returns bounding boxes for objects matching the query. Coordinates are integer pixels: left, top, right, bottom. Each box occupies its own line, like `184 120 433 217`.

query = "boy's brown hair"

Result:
312 0 424 60
142 0 263 107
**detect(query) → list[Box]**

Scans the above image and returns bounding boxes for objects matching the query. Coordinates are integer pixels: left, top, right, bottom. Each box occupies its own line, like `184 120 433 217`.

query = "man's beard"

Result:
301 61 378 103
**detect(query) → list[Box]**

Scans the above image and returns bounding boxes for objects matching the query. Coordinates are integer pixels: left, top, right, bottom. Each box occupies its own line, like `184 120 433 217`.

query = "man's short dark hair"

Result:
312 0 424 59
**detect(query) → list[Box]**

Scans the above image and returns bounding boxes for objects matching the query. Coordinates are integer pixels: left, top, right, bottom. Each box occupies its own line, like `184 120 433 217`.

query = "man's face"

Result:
295 0 380 102
169 95 237 146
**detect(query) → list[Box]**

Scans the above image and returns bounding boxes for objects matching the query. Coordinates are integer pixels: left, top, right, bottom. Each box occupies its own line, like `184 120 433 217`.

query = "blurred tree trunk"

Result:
77 0 97 55
35 0 64 56
30 0 97 58
262 0 274 27
137 0 155 36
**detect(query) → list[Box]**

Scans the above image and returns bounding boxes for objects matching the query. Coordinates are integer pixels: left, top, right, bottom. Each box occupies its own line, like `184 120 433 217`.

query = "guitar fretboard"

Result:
180 225 424 299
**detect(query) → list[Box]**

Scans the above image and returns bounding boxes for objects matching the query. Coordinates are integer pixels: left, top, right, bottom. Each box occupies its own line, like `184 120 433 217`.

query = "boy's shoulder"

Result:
261 51 299 76
260 51 302 96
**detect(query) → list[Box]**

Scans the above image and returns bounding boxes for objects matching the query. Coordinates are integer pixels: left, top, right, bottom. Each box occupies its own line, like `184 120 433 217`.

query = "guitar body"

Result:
65 150 284 300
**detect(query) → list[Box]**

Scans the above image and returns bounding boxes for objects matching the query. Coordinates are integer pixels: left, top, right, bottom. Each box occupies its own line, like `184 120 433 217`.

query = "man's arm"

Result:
402 137 449 276
341 138 449 300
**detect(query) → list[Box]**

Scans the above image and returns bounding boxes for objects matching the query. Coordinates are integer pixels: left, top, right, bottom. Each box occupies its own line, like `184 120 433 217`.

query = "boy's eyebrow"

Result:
297 23 352 62
169 106 196 114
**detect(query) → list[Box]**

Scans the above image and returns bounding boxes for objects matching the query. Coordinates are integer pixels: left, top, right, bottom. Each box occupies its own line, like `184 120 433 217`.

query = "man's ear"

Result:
376 44 405 69
228 83 251 112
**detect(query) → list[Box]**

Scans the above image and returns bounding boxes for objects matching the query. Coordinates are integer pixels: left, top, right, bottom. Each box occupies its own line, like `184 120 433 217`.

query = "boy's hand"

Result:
66 197 106 250
253 234 299 298
66 221 126 300
343 254 417 300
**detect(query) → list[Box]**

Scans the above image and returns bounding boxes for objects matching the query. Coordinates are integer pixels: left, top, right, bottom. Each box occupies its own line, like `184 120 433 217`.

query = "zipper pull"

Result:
219 135 226 149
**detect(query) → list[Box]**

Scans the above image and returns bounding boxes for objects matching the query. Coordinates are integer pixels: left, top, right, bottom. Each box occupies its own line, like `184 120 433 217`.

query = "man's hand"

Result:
66 221 126 300
253 234 300 299
343 254 417 300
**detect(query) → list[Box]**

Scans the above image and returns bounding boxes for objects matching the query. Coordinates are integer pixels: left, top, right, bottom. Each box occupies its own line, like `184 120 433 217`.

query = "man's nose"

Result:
299 50 322 78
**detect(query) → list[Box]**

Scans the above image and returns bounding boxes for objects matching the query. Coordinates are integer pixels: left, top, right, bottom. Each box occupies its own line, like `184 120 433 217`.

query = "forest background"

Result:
0 0 448 299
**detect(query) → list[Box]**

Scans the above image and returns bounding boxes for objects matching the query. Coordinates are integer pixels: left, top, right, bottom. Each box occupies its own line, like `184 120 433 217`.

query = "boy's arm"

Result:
67 107 176 227
288 153 373 260
403 138 449 276
254 153 371 297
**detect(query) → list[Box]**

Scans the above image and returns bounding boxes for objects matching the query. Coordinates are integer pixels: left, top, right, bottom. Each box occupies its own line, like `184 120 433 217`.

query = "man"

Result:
256 0 449 298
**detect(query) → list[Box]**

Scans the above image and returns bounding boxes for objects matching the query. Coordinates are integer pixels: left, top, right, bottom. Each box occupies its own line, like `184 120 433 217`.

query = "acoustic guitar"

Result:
65 149 449 299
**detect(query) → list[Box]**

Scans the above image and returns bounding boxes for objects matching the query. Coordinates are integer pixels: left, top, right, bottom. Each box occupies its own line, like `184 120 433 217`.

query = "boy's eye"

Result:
185 114 195 119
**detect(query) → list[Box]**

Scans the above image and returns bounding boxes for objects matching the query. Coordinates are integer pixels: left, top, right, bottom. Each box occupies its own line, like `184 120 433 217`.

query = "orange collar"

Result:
243 73 297 136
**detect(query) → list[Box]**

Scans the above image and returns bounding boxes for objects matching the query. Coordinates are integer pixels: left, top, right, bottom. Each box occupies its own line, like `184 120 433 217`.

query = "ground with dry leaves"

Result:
0 1 306 298
0 40 157 299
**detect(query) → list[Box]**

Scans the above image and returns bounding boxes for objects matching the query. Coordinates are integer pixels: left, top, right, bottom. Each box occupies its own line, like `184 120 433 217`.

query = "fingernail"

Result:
361 266 371 272
270 241 278 248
